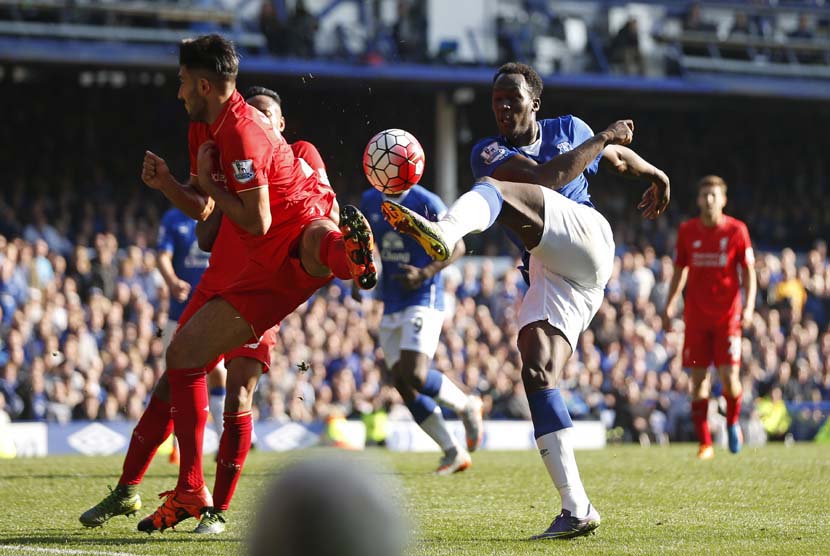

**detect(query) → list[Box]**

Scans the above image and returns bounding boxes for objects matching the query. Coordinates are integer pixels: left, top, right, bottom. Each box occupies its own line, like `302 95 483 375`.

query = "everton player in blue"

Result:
157 207 226 441
383 63 670 537
360 183 483 475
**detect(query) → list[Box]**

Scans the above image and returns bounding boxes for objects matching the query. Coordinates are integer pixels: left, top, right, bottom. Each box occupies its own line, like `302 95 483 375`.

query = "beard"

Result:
185 97 208 122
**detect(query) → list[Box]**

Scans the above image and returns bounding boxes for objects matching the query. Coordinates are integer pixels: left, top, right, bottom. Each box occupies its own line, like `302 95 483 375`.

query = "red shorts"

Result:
682 315 742 368
225 326 278 372
220 197 335 339
176 288 280 372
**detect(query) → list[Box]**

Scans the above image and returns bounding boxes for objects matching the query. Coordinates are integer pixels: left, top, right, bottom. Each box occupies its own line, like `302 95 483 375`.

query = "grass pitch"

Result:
0 444 828 556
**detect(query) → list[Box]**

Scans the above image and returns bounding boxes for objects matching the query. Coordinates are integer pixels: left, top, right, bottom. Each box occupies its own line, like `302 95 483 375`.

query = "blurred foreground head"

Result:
249 456 408 556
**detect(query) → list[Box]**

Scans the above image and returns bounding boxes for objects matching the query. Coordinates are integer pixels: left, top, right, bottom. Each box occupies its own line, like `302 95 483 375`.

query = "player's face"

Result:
697 184 727 216
247 95 286 132
177 66 208 122
491 73 540 142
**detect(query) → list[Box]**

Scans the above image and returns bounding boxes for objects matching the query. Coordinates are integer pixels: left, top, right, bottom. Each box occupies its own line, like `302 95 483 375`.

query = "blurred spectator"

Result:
608 17 644 76
393 0 428 63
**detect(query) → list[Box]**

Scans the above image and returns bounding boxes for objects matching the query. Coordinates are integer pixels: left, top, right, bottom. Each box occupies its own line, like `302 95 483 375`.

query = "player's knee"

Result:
392 374 415 403
165 338 187 369
153 373 170 402
521 364 555 392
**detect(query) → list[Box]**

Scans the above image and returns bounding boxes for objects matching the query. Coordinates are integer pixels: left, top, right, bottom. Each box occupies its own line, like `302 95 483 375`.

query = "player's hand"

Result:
142 151 171 190
741 307 753 329
602 120 634 146
638 169 670 220
661 303 676 331
170 279 191 302
396 264 429 291
197 140 219 178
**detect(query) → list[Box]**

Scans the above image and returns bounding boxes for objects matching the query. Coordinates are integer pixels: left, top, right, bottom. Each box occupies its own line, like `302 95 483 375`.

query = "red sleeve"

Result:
674 223 689 268
734 221 754 268
220 123 272 194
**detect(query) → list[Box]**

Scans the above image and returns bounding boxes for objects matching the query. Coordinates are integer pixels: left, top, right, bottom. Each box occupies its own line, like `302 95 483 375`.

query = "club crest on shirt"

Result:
480 141 509 165
232 159 255 183
556 141 573 153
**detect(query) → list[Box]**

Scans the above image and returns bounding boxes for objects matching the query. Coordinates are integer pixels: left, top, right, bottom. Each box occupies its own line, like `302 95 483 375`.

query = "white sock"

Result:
436 190 496 247
435 375 469 414
209 394 225 437
419 408 458 452
536 429 590 517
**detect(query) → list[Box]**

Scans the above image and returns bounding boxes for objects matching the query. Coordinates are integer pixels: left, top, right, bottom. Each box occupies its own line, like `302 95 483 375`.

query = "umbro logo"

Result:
540 448 550 457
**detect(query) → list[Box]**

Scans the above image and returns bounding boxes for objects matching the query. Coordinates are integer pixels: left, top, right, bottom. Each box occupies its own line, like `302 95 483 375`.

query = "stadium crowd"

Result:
1 186 828 444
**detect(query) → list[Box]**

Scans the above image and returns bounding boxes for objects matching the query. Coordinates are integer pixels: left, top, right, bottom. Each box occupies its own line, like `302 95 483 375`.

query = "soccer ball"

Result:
362 128 425 194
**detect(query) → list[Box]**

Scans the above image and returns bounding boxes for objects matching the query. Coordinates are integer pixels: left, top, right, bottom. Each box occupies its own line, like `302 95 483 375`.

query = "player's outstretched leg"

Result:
339 205 378 289
79 485 142 528
79 386 174 527
382 179 505 262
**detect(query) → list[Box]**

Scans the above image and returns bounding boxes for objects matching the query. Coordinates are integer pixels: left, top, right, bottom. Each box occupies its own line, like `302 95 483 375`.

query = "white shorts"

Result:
379 305 445 368
517 187 615 349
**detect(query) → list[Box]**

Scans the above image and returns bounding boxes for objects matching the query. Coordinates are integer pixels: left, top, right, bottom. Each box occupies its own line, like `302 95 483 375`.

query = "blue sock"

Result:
527 388 573 439
471 180 503 229
406 394 437 425
209 386 226 397
420 370 443 398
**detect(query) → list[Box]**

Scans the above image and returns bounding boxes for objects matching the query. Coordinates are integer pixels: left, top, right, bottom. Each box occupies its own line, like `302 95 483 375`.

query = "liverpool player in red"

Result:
663 175 756 460
79 84 346 533
136 35 374 532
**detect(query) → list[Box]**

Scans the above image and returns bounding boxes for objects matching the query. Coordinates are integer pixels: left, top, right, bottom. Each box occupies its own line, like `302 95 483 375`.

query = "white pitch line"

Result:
0 545 139 556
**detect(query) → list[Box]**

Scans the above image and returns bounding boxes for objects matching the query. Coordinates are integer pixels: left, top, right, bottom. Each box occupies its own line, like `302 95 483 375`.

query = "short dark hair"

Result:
697 175 727 193
179 34 239 82
244 86 281 106
493 62 543 98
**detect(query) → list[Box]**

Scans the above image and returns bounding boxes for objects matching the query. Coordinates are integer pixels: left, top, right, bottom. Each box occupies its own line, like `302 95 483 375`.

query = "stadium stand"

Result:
0 0 829 447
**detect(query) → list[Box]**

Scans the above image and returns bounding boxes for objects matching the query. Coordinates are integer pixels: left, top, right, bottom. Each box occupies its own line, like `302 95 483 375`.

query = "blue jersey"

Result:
157 208 210 320
470 115 601 207
361 186 447 314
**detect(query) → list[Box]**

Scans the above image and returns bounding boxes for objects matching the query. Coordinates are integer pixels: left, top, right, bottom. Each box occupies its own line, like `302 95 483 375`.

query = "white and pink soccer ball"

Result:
362 128 425 194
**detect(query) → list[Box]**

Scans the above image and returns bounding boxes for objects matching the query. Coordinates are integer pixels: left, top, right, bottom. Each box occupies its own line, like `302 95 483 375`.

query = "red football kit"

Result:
675 215 754 367
186 90 334 339
175 140 331 368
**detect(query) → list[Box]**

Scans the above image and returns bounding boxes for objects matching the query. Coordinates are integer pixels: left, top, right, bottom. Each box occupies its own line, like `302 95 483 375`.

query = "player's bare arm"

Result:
196 206 223 252
662 264 688 330
740 261 757 329
196 140 272 236
397 238 466 291
600 145 670 219
157 250 192 302
491 120 634 189
142 151 215 221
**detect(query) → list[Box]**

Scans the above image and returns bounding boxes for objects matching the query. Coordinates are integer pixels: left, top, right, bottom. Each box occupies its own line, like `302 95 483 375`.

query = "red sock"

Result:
212 411 253 511
725 393 742 426
120 394 173 485
169 368 209 492
691 398 712 446
319 229 351 280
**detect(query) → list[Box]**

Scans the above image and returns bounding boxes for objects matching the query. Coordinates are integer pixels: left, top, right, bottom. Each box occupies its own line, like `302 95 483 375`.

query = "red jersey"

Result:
189 139 332 296
675 215 754 324
188 90 326 267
